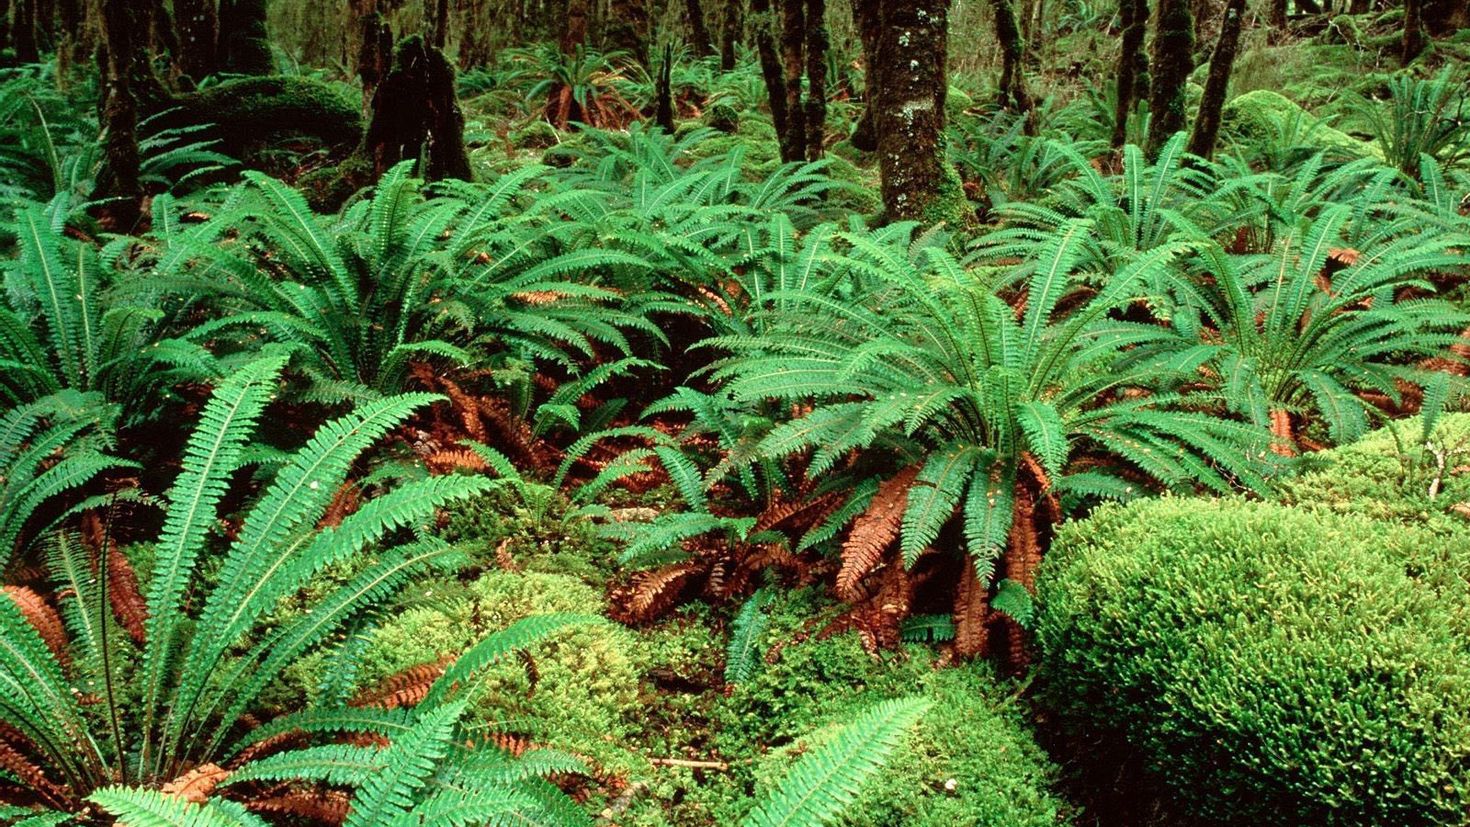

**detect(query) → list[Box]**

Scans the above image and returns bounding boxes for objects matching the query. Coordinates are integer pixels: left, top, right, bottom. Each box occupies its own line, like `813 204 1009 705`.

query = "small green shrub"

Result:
1220 89 1381 161
1037 497 1470 826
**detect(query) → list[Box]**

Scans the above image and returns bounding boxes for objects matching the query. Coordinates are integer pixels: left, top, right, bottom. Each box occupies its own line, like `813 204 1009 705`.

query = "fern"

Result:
725 587 775 684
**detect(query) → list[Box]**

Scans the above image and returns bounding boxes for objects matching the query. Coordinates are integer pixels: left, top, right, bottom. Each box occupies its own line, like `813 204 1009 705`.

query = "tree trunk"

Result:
357 11 393 118
1110 0 1148 148
720 0 742 71
803 0 827 159
686 0 714 56
751 0 788 143
55 0 81 72
1187 0 1244 158
1267 0 1285 39
96 0 144 231
432 0 450 49
655 43 675 132
990 0 1035 130
174 0 218 81
218 0 272 74
1348 0 1369 12
13 0 37 62
875 0 951 221
605 0 650 64
849 0 882 151
1423 0 1470 34
1403 0 1426 62
779 0 806 161
0 0 10 58
1145 0 1193 156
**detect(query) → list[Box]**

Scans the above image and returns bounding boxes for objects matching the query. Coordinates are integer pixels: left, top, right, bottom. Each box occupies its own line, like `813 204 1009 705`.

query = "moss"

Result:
1219 88 1382 160
1038 497 1470 826
165 76 362 157
351 570 648 776
701 102 740 134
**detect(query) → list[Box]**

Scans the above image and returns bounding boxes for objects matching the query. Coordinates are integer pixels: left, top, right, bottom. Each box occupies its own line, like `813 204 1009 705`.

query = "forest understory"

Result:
0 0 1469 825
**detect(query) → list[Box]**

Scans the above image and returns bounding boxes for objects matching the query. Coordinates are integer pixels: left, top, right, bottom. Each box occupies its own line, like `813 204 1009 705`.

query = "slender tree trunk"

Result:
1267 0 1286 40
358 11 393 118
432 0 450 49
655 43 675 132
174 0 218 81
96 0 144 231
13 0 37 62
849 0 882 150
0 0 10 58
779 0 806 161
751 0 787 143
803 0 827 159
686 0 714 56
1110 0 1148 148
1403 0 1426 62
1145 0 1194 155
1187 0 1244 158
720 0 742 70
55 0 80 72
990 0 1034 129
875 0 951 221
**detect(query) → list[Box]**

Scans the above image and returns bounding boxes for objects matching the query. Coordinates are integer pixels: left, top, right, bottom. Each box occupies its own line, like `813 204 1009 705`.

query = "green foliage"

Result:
1352 69 1470 177
1220 89 1381 166
1037 497 1470 826
165 76 362 157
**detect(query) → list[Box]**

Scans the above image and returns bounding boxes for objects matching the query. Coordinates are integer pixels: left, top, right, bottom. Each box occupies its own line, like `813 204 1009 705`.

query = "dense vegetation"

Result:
0 0 1468 824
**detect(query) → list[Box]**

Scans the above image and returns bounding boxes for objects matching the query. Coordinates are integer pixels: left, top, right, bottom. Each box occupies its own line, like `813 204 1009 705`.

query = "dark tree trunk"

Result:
96 0 144 231
1110 0 1148 148
686 0 714 56
1348 0 1369 12
1403 0 1426 62
32 0 50 51
779 0 806 161
849 0 881 150
1187 0 1244 159
357 11 393 117
655 43 675 132
875 0 950 221
360 36 472 182
174 0 218 81
991 0 1035 130
803 0 827 159
751 0 787 142
1267 0 1285 39
720 0 742 70
1145 0 1193 156
218 0 272 74
605 0 650 64
55 0 81 70
432 0 450 49
13 0 37 62
1423 0 1470 34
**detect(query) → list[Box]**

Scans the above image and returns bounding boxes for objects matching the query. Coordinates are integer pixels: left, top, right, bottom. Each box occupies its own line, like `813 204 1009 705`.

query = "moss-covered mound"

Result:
1037 496 1470 826
1219 88 1381 160
164 76 362 156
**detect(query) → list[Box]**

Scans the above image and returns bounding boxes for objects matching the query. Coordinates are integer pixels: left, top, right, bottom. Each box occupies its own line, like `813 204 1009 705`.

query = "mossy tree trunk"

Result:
357 11 393 117
751 0 788 142
1402 0 1426 62
605 0 650 64
1186 0 1244 159
849 0 882 151
174 0 218 81
218 0 272 74
360 36 472 183
655 42 675 132
720 0 742 70
1110 0 1148 148
95 0 144 231
803 0 827 160
990 0 1035 131
686 0 714 56
875 0 952 222
1145 0 1193 156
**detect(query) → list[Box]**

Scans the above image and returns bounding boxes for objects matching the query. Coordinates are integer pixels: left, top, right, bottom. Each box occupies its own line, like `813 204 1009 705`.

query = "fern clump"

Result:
1037 497 1470 827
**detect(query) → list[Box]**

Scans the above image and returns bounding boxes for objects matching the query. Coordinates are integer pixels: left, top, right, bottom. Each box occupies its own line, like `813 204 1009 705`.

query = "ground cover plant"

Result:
0 0 1468 825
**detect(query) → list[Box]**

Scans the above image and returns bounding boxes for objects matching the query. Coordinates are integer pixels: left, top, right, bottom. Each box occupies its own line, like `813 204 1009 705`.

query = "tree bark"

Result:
751 0 788 143
1403 0 1426 62
432 0 451 49
1110 0 1148 148
991 0 1034 130
1267 0 1285 39
174 0 218 81
96 0 144 231
780 0 806 161
875 0 951 221
721 0 742 71
13 0 37 62
1145 0 1193 156
357 11 393 118
605 0 650 63
359 36 472 182
656 43 675 132
803 0 827 159
218 0 272 74
1187 0 1244 159
686 0 714 57
849 0 882 151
